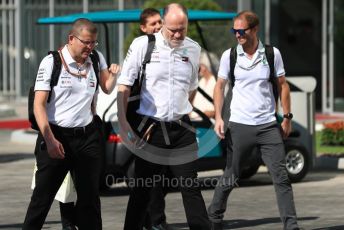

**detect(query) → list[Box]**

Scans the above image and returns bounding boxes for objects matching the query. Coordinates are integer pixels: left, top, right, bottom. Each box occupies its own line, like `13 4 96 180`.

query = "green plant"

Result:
320 121 344 145
316 131 344 155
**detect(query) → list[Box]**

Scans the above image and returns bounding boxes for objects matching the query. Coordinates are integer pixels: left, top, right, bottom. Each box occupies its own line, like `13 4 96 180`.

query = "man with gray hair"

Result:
117 3 211 230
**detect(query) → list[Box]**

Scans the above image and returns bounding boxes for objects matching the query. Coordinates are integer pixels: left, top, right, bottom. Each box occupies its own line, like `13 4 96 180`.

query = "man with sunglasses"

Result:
23 18 120 230
207 11 300 230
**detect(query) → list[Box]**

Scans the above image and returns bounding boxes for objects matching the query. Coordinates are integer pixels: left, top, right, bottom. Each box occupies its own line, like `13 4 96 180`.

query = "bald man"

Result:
117 3 211 230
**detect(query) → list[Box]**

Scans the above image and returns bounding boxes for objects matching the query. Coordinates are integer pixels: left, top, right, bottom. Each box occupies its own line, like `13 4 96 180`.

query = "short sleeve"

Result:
217 49 231 80
97 51 108 71
34 55 54 91
273 47 286 77
117 36 147 86
189 45 201 91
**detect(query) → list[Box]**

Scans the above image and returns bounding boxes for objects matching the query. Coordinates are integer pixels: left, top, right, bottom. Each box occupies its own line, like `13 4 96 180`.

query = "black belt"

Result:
50 121 95 136
148 115 190 128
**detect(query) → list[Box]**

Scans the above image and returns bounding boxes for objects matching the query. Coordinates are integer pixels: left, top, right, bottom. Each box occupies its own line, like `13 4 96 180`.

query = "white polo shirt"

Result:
218 41 286 125
34 45 108 127
118 31 200 121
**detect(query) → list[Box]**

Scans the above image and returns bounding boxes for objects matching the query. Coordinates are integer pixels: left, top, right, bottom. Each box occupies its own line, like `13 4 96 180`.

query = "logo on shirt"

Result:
124 48 132 63
150 53 160 63
89 81 95 88
60 80 72 88
89 72 94 80
62 70 69 77
181 56 189 62
36 68 45 82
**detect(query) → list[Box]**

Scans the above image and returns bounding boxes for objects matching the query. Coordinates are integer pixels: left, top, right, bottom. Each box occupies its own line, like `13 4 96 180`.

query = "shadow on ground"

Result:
313 226 344 230
0 153 34 163
169 216 318 229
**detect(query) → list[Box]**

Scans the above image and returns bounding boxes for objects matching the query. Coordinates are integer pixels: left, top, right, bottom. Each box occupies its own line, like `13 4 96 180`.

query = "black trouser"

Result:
124 116 211 230
23 121 102 230
143 166 173 228
60 202 76 228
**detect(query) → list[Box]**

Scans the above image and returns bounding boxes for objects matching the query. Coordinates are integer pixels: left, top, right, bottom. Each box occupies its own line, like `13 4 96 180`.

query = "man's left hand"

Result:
280 119 292 139
108 64 121 77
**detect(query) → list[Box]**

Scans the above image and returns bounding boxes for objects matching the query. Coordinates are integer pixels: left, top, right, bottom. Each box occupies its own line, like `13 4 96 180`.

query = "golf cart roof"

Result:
37 9 236 24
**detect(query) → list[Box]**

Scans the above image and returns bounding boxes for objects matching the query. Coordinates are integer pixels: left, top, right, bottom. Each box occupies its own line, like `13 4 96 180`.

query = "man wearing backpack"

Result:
207 11 300 230
23 18 120 230
117 3 211 230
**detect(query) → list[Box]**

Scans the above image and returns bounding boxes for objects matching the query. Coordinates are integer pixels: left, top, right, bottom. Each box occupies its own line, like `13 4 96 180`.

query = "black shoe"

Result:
151 221 169 230
211 221 223 230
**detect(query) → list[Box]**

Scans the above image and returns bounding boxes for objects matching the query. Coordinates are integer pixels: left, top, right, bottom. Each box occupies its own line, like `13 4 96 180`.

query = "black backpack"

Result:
229 44 278 104
28 50 100 131
126 34 156 133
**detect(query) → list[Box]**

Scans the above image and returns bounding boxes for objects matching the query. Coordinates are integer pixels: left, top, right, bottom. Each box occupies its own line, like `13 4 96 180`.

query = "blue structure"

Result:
37 9 236 24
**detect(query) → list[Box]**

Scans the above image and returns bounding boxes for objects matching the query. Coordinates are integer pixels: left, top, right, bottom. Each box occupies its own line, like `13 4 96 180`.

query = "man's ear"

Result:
67 34 74 45
140 25 147 34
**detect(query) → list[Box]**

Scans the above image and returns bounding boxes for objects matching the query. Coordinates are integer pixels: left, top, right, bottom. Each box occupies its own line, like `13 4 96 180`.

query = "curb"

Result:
9 129 344 171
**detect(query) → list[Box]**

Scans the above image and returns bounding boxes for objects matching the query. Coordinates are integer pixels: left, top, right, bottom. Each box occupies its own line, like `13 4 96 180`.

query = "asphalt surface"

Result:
0 130 344 230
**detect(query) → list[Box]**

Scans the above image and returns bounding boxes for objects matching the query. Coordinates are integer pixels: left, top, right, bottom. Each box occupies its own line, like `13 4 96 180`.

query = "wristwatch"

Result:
283 112 293 120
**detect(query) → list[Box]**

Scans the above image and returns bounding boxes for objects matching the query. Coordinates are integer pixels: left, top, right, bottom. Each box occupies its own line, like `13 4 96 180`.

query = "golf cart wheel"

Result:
240 163 260 179
285 145 309 183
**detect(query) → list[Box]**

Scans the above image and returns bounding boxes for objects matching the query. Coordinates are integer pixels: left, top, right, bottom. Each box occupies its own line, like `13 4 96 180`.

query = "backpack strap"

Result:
47 51 62 103
138 34 156 89
142 34 155 69
90 50 100 92
264 44 278 104
229 46 237 88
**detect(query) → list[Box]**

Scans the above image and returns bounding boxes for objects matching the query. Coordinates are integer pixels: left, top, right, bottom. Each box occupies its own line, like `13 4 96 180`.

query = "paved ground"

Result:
0 130 344 230
1 101 344 230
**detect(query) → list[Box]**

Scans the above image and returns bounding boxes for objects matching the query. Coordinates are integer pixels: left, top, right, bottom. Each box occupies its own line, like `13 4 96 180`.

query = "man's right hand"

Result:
214 118 225 139
46 138 65 159
119 120 137 146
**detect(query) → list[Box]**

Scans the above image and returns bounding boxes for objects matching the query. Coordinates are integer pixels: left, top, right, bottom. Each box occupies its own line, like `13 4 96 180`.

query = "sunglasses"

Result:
230 27 252 36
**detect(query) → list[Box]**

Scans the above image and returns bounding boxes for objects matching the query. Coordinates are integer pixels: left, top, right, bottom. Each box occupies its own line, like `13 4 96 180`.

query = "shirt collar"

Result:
61 45 92 66
236 40 265 55
156 30 166 46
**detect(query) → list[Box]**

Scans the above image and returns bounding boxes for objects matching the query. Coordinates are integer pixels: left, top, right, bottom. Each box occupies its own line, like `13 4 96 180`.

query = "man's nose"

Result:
174 31 182 38
235 32 242 38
